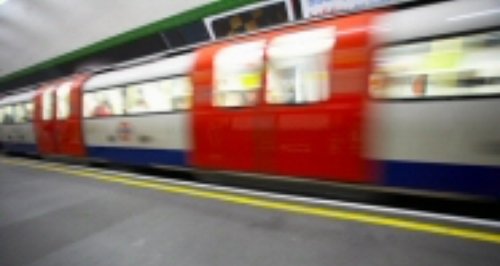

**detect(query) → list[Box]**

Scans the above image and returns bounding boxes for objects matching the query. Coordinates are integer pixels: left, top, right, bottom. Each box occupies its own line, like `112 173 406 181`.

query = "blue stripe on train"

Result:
87 146 188 167
380 160 500 198
3 143 38 154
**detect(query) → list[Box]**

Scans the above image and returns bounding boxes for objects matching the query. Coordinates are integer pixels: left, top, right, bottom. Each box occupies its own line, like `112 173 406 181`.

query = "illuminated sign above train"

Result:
204 0 294 39
300 0 408 18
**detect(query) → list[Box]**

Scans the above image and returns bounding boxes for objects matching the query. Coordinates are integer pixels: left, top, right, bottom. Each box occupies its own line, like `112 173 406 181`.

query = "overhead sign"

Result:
300 0 406 18
204 0 294 39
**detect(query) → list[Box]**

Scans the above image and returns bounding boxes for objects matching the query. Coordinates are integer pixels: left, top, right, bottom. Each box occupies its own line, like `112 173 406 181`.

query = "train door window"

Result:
162 76 193 111
371 31 500 99
126 81 169 114
25 102 34 121
42 88 55 121
14 103 27 123
83 88 124 118
213 40 265 107
56 82 72 120
266 27 335 104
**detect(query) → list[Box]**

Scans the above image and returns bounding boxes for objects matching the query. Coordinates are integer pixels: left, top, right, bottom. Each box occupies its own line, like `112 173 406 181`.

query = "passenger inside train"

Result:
93 98 113 117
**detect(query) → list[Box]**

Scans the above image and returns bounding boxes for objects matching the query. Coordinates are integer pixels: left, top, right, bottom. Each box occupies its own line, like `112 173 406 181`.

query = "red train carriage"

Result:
192 12 379 184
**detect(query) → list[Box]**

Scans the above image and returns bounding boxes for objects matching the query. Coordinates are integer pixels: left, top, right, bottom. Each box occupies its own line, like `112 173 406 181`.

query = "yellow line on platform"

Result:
2 158 500 245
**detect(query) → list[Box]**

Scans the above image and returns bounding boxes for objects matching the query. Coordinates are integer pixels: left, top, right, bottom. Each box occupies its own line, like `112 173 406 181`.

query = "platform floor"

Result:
1 156 500 266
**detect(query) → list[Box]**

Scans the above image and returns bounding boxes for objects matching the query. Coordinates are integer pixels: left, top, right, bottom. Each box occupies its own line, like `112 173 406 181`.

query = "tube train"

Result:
1 0 499 199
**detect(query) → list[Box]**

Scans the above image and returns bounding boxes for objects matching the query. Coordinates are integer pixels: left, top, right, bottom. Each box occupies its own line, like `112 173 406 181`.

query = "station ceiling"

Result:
0 0 260 89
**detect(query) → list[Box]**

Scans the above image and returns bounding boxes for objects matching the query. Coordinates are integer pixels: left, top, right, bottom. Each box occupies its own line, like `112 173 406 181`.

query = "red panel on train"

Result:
192 12 378 183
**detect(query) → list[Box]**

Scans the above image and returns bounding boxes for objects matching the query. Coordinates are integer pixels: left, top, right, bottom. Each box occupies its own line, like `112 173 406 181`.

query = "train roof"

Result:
0 90 36 106
83 52 196 92
376 0 500 44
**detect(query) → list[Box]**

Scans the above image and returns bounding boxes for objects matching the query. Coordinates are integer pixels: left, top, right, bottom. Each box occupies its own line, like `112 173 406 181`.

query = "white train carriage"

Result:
369 0 500 197
82 53 195 167
0 90 37 154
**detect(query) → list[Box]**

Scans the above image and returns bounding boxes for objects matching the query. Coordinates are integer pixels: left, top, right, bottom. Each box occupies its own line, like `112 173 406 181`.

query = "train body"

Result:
1 0 499 199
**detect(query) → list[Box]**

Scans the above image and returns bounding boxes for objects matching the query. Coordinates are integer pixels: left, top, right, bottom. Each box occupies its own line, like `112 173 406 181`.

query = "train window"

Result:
162 76 193 111
371 31 500 99
266 27 334 105
2 106 6 124
3 105 14 124
213 40 265 107
0 106 5 125
84 88 124 118
25 102 34 121
126 81 169 114
14 103 28 123
42 89 54 121
0 107 4 124
56 82 72 120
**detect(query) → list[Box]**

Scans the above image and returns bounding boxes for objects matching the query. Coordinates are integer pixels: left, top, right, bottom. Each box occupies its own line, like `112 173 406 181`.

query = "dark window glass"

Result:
209 1 290 39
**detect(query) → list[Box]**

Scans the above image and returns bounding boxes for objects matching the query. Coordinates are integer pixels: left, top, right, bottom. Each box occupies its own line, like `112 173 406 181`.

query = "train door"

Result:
34 84 57 155
54 75 88 157
260 15 374 182
192 39 267 172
